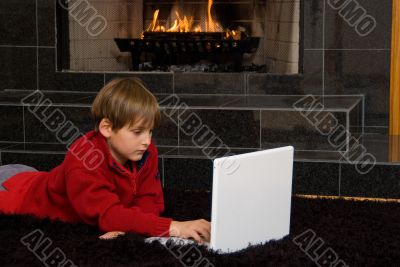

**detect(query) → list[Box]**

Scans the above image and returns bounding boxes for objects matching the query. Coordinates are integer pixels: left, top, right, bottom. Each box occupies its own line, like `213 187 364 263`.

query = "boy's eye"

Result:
132 129 153 135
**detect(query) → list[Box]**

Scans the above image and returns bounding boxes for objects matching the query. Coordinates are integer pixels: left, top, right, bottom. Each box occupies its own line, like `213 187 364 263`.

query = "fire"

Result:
206 0 222 32
167 11 194 32
146 0 223 33
147 9 165 32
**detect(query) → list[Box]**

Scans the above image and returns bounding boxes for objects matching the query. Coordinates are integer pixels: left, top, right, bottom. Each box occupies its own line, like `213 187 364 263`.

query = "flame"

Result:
147 9 160 32
225 30 240 40
146 0 224 33
207 0 222 32
167 19 179 32
172 11 194 32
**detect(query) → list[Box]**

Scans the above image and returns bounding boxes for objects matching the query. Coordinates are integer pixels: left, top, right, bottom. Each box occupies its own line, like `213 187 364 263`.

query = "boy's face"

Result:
101 118 153 166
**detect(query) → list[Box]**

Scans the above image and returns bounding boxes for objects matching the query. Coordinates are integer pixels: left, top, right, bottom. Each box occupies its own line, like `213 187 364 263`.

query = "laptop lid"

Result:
210 146 294 253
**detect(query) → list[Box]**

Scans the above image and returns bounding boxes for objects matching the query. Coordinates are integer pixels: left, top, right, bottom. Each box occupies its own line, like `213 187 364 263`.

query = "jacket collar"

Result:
86 130 152 177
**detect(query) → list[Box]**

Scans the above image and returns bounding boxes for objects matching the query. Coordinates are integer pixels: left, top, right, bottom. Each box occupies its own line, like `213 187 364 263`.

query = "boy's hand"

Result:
169 219 211 244
99 231 125 240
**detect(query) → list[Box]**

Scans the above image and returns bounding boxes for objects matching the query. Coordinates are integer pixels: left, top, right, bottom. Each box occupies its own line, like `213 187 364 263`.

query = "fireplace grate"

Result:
115 32 260 71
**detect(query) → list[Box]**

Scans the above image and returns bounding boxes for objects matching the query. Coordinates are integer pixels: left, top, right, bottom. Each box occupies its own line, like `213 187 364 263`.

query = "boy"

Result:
0 78 210 243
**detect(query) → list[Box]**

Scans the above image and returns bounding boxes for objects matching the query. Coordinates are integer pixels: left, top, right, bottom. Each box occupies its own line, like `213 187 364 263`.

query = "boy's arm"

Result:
132 169 165 215
66 169 172 237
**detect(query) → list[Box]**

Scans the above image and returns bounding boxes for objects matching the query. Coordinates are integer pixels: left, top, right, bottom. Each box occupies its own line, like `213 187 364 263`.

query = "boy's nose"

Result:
142 133 151 146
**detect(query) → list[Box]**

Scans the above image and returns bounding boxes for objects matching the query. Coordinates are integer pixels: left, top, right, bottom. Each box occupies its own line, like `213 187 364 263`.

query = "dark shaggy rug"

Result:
1 189 400 267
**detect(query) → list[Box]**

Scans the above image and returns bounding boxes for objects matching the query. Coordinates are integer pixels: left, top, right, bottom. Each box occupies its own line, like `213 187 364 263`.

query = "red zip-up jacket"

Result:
0 131 172 237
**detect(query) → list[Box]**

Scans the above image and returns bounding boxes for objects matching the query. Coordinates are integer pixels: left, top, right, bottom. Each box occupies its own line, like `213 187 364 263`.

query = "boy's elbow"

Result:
147 202 165 215
98 216 131 233
157 203 165 215
98 216 121 232
98 207 131 232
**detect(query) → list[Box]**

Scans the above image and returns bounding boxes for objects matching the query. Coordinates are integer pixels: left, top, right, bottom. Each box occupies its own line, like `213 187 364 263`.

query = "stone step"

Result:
0 90 363 153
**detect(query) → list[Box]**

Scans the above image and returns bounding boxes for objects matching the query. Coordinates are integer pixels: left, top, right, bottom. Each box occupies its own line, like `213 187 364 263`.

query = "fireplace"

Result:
58 0 300 74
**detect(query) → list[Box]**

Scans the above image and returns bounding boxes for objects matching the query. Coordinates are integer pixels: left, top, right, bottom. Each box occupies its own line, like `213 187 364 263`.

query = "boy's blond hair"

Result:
91 77 160 132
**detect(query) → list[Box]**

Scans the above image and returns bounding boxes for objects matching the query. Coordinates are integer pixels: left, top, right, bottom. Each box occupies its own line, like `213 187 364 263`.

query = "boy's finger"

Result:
191 231 203 244
195 227 210 242
199 220 210 227
99 231 125 240
200 228 211 242
201 221 211 233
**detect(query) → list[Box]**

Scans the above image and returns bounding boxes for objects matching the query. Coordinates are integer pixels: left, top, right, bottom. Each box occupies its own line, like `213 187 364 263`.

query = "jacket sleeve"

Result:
65 168 172 237
133 170 165 215
133 149 166 216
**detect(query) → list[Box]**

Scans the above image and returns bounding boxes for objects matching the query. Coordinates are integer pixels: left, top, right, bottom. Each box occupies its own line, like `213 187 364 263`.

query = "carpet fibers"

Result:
1 189 399 267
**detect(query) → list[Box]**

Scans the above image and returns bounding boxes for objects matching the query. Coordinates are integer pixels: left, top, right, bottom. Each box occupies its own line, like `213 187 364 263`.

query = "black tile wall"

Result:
324 50 391 126
324 0 392 49
0 0 36 46
363 115 389 132
0 106 24 142
301 0 392 129
24 106 93 143
1 143 69 153
0 0 391 130
38 48 104 92
0 143 20 151
163 146 257 159
155 146 175 157
303 0 324 49
174 73 246 94
178 109 260 149
2 146 399 198
105 73 173 94
163 158 213 191
247 74 305 95
0 152 66 171
153 109 179 146
0 47 37 90
0 0 394 135
261 110 347 151
349 98 363 134
37 0 55 47
301 50 324 95
293 161 340 195
157 94 240 108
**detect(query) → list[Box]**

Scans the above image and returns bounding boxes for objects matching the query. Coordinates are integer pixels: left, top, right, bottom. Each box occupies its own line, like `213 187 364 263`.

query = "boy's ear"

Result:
98 118 113 138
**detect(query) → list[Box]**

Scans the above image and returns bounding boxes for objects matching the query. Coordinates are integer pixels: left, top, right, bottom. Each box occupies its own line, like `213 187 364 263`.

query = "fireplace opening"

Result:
57 0 301 74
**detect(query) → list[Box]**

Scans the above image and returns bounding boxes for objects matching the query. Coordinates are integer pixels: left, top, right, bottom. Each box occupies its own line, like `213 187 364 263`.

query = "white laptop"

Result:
145 146 294 253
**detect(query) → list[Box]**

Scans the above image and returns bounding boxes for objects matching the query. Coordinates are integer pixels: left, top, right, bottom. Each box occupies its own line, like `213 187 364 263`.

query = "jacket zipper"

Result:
129 152 150 194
